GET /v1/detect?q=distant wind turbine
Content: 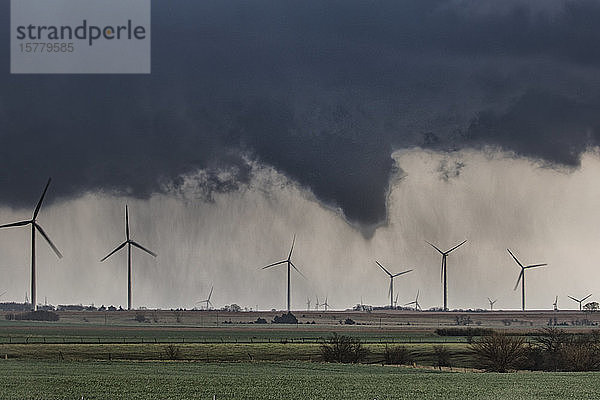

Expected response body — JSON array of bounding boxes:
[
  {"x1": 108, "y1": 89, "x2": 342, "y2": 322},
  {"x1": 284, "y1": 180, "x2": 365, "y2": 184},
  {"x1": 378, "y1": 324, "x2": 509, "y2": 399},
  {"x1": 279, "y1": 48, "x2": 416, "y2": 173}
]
[
  {"x1": 0, "y1": 178, "x2": 62, "y2": 311},
  {"x1": 260, "y1": 235, "x2": 305, "y2": 312},
  {"x1": 487, "y1": 297, "x2": 497, "y2": 311},
  {"x1": 375, "y1": 261, "x2": 412, "y2": 309},
  {"x1": 322, "y1": 297, "x2": 329, "y2": 311},
  {"x1": 553, "y1": 296, "x2": 558, "y2": 311},
  {"x1": 507, "y1": 249, "x2": 547, "y2": 311},
  {"x1": 197, "y1": 286, "x2": 214, "y2": 310},
  {"x1": 306, "y1": 297, "x2": 311, "y2": 311},
  {"x1": 100, "y1": 205, "x2": 157, "y2": 310},
  {"x1": 568, "y1": 294, "x2": 592, "y2": 311},
  {"x1": 315, "y1": 296, "x2": 321, "y2": 311},
  {"x1": 404, "y1": 290, "x2": 421, "y2": 311},
  {"x1": 426, "y1": 240, "x2": 466, "y2": 311}
]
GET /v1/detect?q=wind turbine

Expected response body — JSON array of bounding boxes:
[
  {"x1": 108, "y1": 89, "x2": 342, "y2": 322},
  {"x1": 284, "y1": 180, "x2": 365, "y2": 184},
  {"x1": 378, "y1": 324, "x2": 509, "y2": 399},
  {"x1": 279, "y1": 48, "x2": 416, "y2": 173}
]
[
  {"x1": 306, "y1": 297, "x2": 311, "y2": 311},
  {"x1": 260, "y1": 235, "x2": 305, "y2": 312},
  {"x1": 375, "y1": 261, "x2": 412, "y2": 309},
  {"x1": 404, "y1": 290, "x2": 421, "y2": 311},
  {"x1": 568, "y1": 294, "x2": 592, "y2": 311},
  {"x1": 487, "y1": 297, "x2": 497, "y2": 311},
  {"x1": 0, "y1": 178, "x2": 62, "y2": 311},
  {"x1": 322, "y1": 297, "x2": 330, "y2": 311},
  {"x1": 100, "y1": 205, "x2": 157, "y2": 311},
  {"x1": 507, "y1": 249, "x2": 547, "y2": 311},
  {"x1": 426, "y1": 240, "x2": 466, "y2": 311},
  {"x1": 553, "y1": 296, "x2": 558, "y2": 311},
  {"x1": 315, "y1": 296, "x2": 321, "y2": 311},
  {"x1": 197, "y1": 286, "x2": 214, "y2": 310}
]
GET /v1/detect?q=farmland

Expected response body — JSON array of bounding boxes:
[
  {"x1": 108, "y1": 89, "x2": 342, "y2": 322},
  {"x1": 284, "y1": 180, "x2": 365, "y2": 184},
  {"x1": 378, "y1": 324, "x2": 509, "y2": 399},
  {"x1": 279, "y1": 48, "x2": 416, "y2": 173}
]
[
  {"x1": 2, "y1": 360, "x2": 600, "y2": 400},
  {"x1": 2, "y1": 309, "x2": 600, "y2": 398}
]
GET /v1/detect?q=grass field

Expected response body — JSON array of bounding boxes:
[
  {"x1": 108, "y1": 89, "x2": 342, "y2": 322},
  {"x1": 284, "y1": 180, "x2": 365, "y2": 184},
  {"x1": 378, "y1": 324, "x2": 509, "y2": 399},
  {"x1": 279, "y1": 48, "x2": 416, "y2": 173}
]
[
  {"x1": 1, "y1": 311, "x2": 600, "y2": 399},
  {"x1": 2, "y1": 360, "x2": 600, "y2": 400},
  {"x1": 0, "y1": 342, "x2": 476, "y2": 366}
]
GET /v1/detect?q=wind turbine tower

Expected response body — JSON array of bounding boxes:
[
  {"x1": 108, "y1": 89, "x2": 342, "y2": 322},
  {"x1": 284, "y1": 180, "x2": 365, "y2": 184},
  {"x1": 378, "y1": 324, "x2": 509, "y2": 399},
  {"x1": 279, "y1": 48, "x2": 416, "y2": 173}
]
[
  {"x1": 404, "y1": 290, "x2": 421, "y2": 311},
  {"x1": 426, "y1": 240, "x2": 466, "y2": 311},
  {"x1": 0, "y1": 178, "x2": 62, "y2": 311},
  {"x1": 568, "y1": 294, "x2": 592, "y2": 311},
  {"x1": 260, "y1": 235, "x2": 305, "y2": 312},
  {"x1": 375, "y1": 261, "x2": 412, "y2": 309},
  {"x1": 487, "y1": 297, "x2": 497, "y2": 311},
  {"x1": 100, "y1": 205, "x2": 157, "y2": 310},
  {"x1": 507, "y1": 249, "x2": 547, "y2": 311},
  {"x1": 197, "y1": 286, "x2": 214, "y2": 310}
]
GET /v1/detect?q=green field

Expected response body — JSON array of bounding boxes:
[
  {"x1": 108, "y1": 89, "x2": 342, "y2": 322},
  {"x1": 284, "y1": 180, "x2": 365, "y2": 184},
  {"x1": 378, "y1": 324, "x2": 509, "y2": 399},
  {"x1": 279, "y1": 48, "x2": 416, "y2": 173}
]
[
  {"x1": 0, "y1": 320, "x2": 461, "y2": 344},
  {"x1": 1, "y1": 360, "x2": 599, "y2": 400}
]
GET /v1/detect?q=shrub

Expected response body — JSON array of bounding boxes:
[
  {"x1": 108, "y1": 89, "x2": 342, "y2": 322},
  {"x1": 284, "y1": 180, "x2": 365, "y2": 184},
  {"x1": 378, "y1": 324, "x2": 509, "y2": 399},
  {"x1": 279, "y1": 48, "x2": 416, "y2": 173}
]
[
  {"x1": 384, "y1": 345, "x2": 413, "y2": 365},
  {"x1": 344, "y1": 318, "x2": 356, "y2": 325},
  {"x1": 320, "y1": 333, "x2": 368, "y2": 363},
  {"x1": 134, "y1": 312, "x2": 147, "y2": 323},
  {"x1": 470, "y1": 332, "x2": 527, "y2": 372},
  {"x1": 558, "y1": 332, "x2": 600, "y2": 372},
  {"x1": 164, "y1": 345, "x2": 181, "y2": 360},
  {"x1": 254, "y1": 317, "x2": 267, "y2": 324},
  {"x1": 272, "y1": 312, "x2": 298, "y2": 324},
  {"x1": 433, "y1": 345, "x2": 452, "y2": 369}
]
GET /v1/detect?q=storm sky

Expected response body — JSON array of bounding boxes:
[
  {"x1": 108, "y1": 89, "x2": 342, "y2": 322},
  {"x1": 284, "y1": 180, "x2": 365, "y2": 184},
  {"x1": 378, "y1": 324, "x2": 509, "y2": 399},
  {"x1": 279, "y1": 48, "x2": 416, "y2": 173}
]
[{"x1": 1, "y1": 0, "x2": 600, "y2": 310}]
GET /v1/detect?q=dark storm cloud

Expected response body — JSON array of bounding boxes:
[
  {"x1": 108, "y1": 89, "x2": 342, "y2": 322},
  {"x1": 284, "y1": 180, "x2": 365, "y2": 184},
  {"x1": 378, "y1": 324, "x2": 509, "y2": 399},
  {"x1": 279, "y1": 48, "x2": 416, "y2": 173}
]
[{"x1": 2, "y1": 0, "x2": 600, "y2": 227}]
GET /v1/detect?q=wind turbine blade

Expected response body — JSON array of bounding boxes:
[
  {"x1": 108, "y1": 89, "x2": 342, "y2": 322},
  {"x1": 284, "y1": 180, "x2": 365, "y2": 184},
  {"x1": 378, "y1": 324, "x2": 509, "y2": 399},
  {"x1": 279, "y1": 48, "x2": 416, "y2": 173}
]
[
  {"x1": 425, "y1": 241, "x2": 444, "y2": 255},
  {"x1": 100, "y1": 241, "x2": 127, "y2": 262},
  {"x1": 375, "y1": 261, "x2": 392, "y2": 277},
  {"x1": 487, "y1": 297, "x2": 492, "y2": 303},
  {"x1": 34, "y1": 223, "x2": 62, "y2": 259},
  {"x1": 289, "y1": 261, "x2": 307, "y2": 279},
  {"x1": 33, "y1": 178, "x2": 51, "y2": 220},
  {"x1": 288, "y1": 234, "x2": 296, "y2": 261},
  {"x1": 513, "y1": 270, "x2": 523, "y2": 291},
  {"x1": 525, "y1": 263, "x2": 547, "y2": 269},
  {"x1": 404, "y1": 301, "x2": 416, "y2": 306},
  {"x1": 130, "y1": 241, "x2": 157, "y2": 257},
  {"x1": 0, "y1": 220, "x2": 31, "y2": 229},
  {"x1": 416, "y1": 290, "x2": 419, "y2": 300},
  {"x1": 0, "y1": 291, "x2": 6, "y2": 298},
  {"x1": 208, "y1": 286, "x2": 214, "y2": 301},
  {"x1": 582, "y1": 294, "x2": 592, "y2": 302},
  {"x1": 393, "y1": 269, "x2": 413, "y2": 277},
  {"x1": 568, "y1": 295, "x2": 579, "y2": 302},
  {"x1": 125, "y1": 205, "x2": 130, "y2": 241},
  {"x1": 446, "y1": 240, "x2": 467, "y2": 254},
  {"x1": 507, "y1": 249, "x2": 524, "y2": 268},
  {"x1": 261, "y1": 260, "x2": 287, "y2": 269}
]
